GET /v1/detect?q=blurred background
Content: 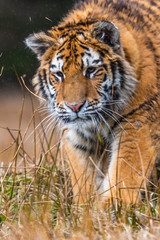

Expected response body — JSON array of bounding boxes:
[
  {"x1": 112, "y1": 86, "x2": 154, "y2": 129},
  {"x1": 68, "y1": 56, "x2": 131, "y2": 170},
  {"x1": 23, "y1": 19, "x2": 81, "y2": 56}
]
[
  {"x1": 0, "y1": 0, "x2": 75, "y2": 167},
  {"x1": 0, "y1": 0, "x2": 75, "y2": 92}
]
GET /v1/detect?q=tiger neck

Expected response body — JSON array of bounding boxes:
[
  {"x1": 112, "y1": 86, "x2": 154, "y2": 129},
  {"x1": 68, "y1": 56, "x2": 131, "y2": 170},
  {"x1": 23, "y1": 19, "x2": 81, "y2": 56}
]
[{"x1": 65, "y1": 121, "x2": 113, "y2": 158}]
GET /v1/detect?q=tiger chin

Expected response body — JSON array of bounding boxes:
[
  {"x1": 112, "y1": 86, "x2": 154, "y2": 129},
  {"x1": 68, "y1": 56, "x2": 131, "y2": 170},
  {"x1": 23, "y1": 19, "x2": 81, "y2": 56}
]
[{"x1": 25, "y1": 0, "x2": 160, "y2": 205}]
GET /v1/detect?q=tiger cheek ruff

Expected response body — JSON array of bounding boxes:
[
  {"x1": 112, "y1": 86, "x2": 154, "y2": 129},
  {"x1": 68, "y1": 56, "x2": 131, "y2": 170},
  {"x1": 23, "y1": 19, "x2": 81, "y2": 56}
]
[{"x1": 25, "y1": 0, "x2": 160, "y2": 204}]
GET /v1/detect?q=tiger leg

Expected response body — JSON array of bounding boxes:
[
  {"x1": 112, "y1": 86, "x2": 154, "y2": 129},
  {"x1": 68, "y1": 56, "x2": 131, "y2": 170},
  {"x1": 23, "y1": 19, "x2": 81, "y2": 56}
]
[
  {"x1": 64, "y1": 139, "x2": 97, "y2": 204},
  {"x1": 102, "y1": 125, "x2": 156, "y2": 204}
]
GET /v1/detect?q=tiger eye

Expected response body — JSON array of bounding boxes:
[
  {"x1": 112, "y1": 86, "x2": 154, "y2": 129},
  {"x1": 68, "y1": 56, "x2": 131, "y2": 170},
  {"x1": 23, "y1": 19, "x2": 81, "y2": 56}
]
[{"x1": 87, "y1": 67, "x2": 96, "y2": 73}]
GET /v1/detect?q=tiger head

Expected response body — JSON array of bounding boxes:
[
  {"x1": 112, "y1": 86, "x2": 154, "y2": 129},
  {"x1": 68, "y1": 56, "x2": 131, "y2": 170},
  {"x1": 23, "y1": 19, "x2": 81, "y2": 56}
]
[{"x1": 25, "y1": 21, "x2": 137, "y2": 129}]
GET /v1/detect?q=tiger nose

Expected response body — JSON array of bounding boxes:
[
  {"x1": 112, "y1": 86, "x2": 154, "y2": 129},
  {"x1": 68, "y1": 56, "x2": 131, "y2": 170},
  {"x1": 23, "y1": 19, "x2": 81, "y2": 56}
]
[{"x1": 66, "y1": 101, "x2": 85, "y2": 113}]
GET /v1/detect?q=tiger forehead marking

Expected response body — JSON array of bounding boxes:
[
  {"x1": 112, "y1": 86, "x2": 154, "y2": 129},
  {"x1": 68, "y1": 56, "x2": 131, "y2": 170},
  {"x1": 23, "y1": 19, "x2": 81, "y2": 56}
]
[
  {"x1": 50, "y1": 45, "x2": 102, "y2": 74},
  {"x1": 81, "y1": 48, "x2": 102, "y2": 68},
  {"x1": 50, "y1": 53, "x2": 64, "y2": 73}
]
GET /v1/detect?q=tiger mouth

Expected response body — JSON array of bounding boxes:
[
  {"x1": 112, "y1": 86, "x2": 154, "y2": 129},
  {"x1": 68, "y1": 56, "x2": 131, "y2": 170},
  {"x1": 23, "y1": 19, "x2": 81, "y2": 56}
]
[
  {"x1": 62, "y1": 117, "x2": 86, "y2": 124},
  {"x1": 58, "y1": 110, "x2": 105, "y2": 127},
  {"x1": 60, "y1": 115, "x2": 91, "y2": 124}
]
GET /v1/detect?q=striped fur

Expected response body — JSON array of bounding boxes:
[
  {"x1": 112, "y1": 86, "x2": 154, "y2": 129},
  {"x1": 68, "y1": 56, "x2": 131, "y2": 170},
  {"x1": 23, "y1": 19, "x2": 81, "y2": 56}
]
[{"x1": 25, "y1": 0, "x2": 160, "y2": 204}]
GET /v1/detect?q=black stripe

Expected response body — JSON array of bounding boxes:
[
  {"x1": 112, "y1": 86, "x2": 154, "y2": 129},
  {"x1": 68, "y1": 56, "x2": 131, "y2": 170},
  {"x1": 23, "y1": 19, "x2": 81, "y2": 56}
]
[
  {"x1": 43, "y1": 69, "x2": 52, "y2": 97},
  {"x1": 85, "y1": 52, "x2": 91, "y2": 57},
  {"x1": 65, "y1": 56, "x2": 70, "y2": 62},
  {"x1": 116, "y1": 59, "x2": 125, "y2": 88},
  {"x1": 86, "y1": 126, "x2": 97, "y2": 134},
  {"x1": 77, "y1": 31, "x2": 85, "y2": 36},
  {"x1": 38, "y1": 72, "x2": 48, "y2": 99},
  {"x1": 92, "y1": 59, "x2": 101, "y2": 64},
  {"x1": 76, "y1": 129, "x2": 88, "y2": 141},
  {"x1": 102, "y1": 73, "x2": 107, "y2": 82},
  {"x1": 76, "y1": 129, "x2": 96, "y2": 144},
  {"x1": 53, "y1": 75, "x2": 59, "y2": 82},
  {"x1": 110, "y1": 61, "x2": 116, "y2": 85},
  {"x1": 95, "y1": 73, "x2": 104, "y2": 77},
  {"x1": 59, "y1": 34, "x2": 68, "y2": 38},
  {"x1": 73, "y1": 143, "x2": 96, "y2": 156},
  {"x1": 150, "y1": 0, "x2": 159, "y2": 7},
  {"x1": 98, "y1": 91, "x2": 108, "y2": 100},
  {"x1": 58, "y1": 39, "x2": 68, "y2": 49},
  {"x1": 79, "y1": 44, "x2": 90, "y2": 51},
  {"x1": 32, "y1": 81, "x2": 39, "y2": 89},
  {"x1": 102, "y1": 64, "x2": 108, "y2": 71},
  {"x1": 57, "y1": 47, "x2": 65, "y2": 54},
  {"x1": 57, "y1": 54, "x2": 65, "y2": 60},
  {"x1": 95, "y1": 68, "x2": 103, "y2": 75},
  {"x1": 74, "y1": 144, "x2": 88, "y2": 152},
  {"x1": 57, "y1": 19, "x2": 97, "y2": 31},
  {"x1": 98, "y1": 50, "x2": 105, "y2": 57},
  {"x1": 50, "y1": 64, "x2": 57, "y2": 69},
  {"x1": 86, "y1": 58, "x2": 89, "y2": 66},
  {"x1": 74, "y1": 54, "x2": 79, "y2": 62},
  {"x1": 89, "y1": 147, "x2": 95, "y2": 156}
]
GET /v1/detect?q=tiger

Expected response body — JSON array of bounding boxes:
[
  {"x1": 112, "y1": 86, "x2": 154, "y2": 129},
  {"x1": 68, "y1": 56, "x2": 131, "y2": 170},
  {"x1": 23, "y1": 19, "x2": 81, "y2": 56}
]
[{"x1": 25, "y1": 0, "x2": 160, "y2": 204}]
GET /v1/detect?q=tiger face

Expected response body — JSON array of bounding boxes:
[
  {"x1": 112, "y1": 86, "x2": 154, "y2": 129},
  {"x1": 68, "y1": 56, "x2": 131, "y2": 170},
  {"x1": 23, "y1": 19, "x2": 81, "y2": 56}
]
[{"x1": 25, "y1": 21, "x2": 136, "y2": 129}]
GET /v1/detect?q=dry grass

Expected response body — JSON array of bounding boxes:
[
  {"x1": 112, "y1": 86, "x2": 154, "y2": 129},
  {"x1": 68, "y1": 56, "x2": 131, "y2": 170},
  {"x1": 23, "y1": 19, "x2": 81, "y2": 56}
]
[{"x1": 0, "y1": 89, "x2": 160, "y2": 239}]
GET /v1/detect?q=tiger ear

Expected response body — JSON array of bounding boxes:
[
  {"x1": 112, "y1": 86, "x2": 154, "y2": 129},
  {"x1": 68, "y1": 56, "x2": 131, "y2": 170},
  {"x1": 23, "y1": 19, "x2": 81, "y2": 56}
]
[
  {"x1": 92, "y1": 21, "x2": 121, "y2": 52},
  {"x1": 25, "y1": 32, "x2": 54, "y2": 59}
]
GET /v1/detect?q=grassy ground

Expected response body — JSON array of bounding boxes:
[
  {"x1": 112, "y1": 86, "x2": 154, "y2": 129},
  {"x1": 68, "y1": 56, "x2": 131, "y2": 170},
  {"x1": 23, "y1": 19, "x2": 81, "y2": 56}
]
[{"x1": 0, "y1": 91, "x2": 160, "y2": 239}]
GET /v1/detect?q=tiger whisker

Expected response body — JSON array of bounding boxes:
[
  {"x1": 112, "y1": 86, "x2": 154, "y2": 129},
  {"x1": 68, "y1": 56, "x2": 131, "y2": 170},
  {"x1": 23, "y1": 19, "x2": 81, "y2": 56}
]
[
  {"x1": 38, "y1": 108, "x2": 49, "y2": 114},
  {"x1": 36, "y1": 116, "x2": 59, "y2": 145},
  {"x1": 101, "y1": 99, "x2": 125, "y2": 104},
  {"x1": 34, "y1": 118, "x2": 57, "y2": 144},
  {"x1": 95, "y1": 110, "x2": 116, "y2": 140},
  {"x1": 103, "y1": 107, "x2": 136, "y2": 129},
  {"x1": 43, "y1": 117, "x2": 58, "y2": 136},
  {"x1": 100, "y1": 108, "x2": 126, "y2": 133},
  {"x1": 24, "y1": 113, "x2": 56, "y2": 143}
]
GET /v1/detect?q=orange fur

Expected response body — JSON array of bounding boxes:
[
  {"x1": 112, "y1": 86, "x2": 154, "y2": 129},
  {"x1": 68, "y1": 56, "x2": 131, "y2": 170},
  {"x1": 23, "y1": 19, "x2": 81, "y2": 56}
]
[{"x1": 26, "y1": 0, "x2": 160, "y2": 205}]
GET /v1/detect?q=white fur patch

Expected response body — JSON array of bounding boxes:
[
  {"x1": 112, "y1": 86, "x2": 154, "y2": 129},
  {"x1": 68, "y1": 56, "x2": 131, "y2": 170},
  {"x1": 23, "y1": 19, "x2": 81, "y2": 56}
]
[
  {"x1": 82, "y1": 48, "x2": 102, "y2": 68},
  {"x1": 99, "y1": 135, "x2": 120, "y2": 197},
  {"x1": 58, "y1": 37, "x2": 65, "y2": 44},
  {"x1": 48, "y1": 83, "x2": 55, "y2": 96},
  {"x1": 50, "y1": 54, "x2": 64, "y2": 72}
]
